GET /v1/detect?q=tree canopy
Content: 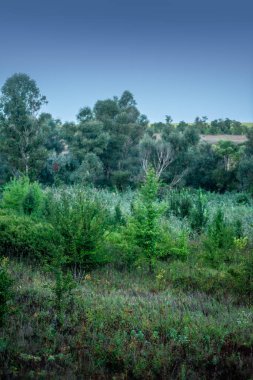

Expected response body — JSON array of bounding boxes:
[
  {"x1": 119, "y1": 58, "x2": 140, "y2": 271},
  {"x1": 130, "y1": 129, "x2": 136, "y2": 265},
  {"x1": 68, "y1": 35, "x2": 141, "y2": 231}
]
[{"x1": 0, "y1": 73, "x2": 252, "y2": 192}]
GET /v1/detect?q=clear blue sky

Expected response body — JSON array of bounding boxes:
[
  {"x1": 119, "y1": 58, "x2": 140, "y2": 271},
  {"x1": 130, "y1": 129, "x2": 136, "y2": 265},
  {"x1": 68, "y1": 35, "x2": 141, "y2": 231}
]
[{"x1": 0, "y1": 0, "x2": 252, "y2": 123}]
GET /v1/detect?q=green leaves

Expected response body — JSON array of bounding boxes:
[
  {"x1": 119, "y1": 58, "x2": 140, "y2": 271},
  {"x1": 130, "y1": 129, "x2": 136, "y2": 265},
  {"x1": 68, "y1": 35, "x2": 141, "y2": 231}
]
[
  {"x1": 2, "y1": 176, "x2": 45, "y2": 216},
  {"x1": 122, "y1": 168, "x2": 165, "y2": 271},
  {"x1": 0, "y1": 73, "x2": 48, "y2": 177},
  {"x1": 46, "y1": 189, "x2": 110, "y2": 271}
]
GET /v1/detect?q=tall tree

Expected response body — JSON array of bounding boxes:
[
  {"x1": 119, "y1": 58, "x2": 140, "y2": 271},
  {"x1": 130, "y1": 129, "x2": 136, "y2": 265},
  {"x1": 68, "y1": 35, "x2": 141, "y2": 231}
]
[
  {"x1": 214, "y1": 141, "x2": 243, "y2": 172},
  {"x1": 245, "y1": 128, "x2": 253, "y2": 156},
  {"x1": 38, "y1": 113, "x2": 64, "y2": 155},
  {"x1": 95, "y1": 91, "x2": 148, "y2": 188},
  {"x1": 0, "y1": 73, "x2": 48, "y2": 178},
  {"x1": 140, "y1": 134, "x2": 174, "y2": 178},
  {"x1": 142, "y1": 119, "x2": 199, "y2": 186},
  {"x1": 61, "y1": 108, "x2": 109, "y2": 184}
]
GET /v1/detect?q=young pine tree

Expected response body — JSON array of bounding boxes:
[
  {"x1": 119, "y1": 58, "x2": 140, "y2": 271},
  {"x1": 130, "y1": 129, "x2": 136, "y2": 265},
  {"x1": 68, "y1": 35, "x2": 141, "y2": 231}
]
[{"x1": 131, "y1": 168, "x2": 164, "y2": 272}]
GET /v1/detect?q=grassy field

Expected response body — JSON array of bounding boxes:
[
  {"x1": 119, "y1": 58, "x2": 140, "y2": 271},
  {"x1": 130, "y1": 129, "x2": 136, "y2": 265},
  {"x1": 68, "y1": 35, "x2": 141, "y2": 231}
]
[
  {"x1": 0, "y1": 260, "x2": 252, "y2": 379},
  {"x1": 242, "y1": 122, "x2": 253, "y2": 128},
  {"x1": 200, "y1": 134, "x2": 248, "y2": 144}
]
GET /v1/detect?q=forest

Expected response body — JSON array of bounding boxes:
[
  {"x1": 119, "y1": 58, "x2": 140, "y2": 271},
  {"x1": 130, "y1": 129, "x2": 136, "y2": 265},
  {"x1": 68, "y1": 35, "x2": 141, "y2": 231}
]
[
  {"x1": 0, "y1": 73, "x2": 253, "y2": 379},
  {"x1": 1, "y1": 73, "x2": 253, "y2": 193}
]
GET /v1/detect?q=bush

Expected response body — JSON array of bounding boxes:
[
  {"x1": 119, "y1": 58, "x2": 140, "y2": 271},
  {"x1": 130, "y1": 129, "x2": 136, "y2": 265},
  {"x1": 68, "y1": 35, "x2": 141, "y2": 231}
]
[
  {"x1": 167, "y1": 189, "x2": 193, "y2": 219},
  {"x1": 1, "y1": 176, "x2": 44, "y2": 216},
  {"x1": 235, "y1": 193, "x2": 251, "y2": 205},
  {"x1": 242, "y1": 252, "x2": 253, "y2": 301},
  {"x1": 107, "y1": 170, "x2": 188, "y2": 271},
  {"x1": 45, "y1": 189, "x2": 110, "y2": 274},
  {"x1": 106, "y1": 229, "x2": 141, "y2": 269},
  {"x1": 121, "y1": 169, "x2": 165, "y2": 272},
  {"x1": 0, "y1": 211, "x2": 60, "y2": 262},
  {"x1": 190, "y1": 191, "x2": 208, "y2": 233},
  {"x1": 156, "y1": 226, "x2": 189, "y2": 261},
  {"x1": 202, "y1": 210, "x2": 236, "y2": 266},
  {"x1": 229, "y1": 251, "x2": 253, "y2": 301},
  {"x1": 113, "y1": 202, "x2": 126, "y2": 226},
  {"x1": 166, "y1": 260, "x2": 237, "y2": 295},
  {"x1": 165, "y1": 254, "x2": 253, "y2": 300}
]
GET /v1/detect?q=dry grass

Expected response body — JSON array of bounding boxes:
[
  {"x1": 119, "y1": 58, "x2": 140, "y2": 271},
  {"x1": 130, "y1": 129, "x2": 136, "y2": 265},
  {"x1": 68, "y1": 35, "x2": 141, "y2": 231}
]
[{"x1": 200, "y1": 134, "x2": 248, "y2": 144}]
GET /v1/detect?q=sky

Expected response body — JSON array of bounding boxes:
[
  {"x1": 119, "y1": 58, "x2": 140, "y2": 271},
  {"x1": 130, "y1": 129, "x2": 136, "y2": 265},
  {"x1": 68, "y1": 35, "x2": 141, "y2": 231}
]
[{"x1": 0, "y1": 0, "x2": 252, "y2": 123}]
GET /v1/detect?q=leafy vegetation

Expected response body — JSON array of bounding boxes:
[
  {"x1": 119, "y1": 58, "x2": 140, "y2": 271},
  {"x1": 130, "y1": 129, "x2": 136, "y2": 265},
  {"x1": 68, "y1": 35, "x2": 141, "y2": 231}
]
[
  {"x1": 0, "y1": 73, "x2": 253, "y2": 378},
  {"x1": 0, "y1": 175, "x2": 252, "y2": 378},
  {"x1": 1, "y1": 73, "x2": 253, "y2": 192}
]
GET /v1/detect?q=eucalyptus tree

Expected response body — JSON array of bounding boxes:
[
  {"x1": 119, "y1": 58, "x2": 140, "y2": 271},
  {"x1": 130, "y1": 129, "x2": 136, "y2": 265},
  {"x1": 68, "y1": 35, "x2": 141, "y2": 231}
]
[
  {"x1": 141, "y1": 118, "x2": 199, "y2": 187},
  {"x1": 0, "y1": 73, "x2": 48, "y2": 178},
  {"x1": 62, "y1": 107, "x2": 109, "y2": 185},
  {"x1": 94, "y1": 90, "x2": 148, "y2": 188}
]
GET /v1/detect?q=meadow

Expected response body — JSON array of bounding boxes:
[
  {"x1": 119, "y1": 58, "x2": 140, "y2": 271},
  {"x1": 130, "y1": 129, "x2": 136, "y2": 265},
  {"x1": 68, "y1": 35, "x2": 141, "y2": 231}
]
[{"x1": 0, "y1": 174, "x2": 253, "y2": 379}]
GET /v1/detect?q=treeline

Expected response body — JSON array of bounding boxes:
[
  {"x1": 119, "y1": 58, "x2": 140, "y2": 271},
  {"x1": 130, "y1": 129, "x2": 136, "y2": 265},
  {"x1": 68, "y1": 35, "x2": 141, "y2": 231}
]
[{"x1": 0, "y1": 73, "x2": 253, "y2": 192}]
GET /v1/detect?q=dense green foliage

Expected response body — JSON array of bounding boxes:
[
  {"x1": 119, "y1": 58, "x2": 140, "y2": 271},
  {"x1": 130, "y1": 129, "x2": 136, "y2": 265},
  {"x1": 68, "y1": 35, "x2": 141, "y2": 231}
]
[
  {"x1": 0, "y1": 73, "x2": 253, "y2": 378},
  {"x1": 1, "y1": 176, "x2": 45, "y2": 216},
  {"x1": 45, "y1": 188, "x2": 111, "y2": 274},
  {"x1": 0, "y1": 211, "x2": 59, "y2": 261},
  {"x1": 110, "y1": 169, "x2": 166, "y2": 271},
  {"x1": 0, "y1": 177, "x2": 252, "y2": 380},
  {"x1": 1, "y1": 73, "x2": 253, "y2": 192},
  {"x1": 0, "y1": 175, "x2": 252, "y2": 293},
  {"x1": 0, "y1": 73, "x2": 48, "y2": 178}
]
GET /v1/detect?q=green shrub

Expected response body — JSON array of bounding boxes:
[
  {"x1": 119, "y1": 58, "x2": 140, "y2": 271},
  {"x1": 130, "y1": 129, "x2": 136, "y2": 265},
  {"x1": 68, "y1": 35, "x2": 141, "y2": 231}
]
[
  {"x1": 190, "y1": 191, "x2": 208, "y2": 233},
  {"x1": 1, "y1": 177, "x2": 29, "y2": 213},
  {"x1": 105, "y1": 229, "x2": 141, "y2": 269},
  {"x1": 45, "y1": 189, "x2": 110, "y2": 274},
  {"x1": 157, "y1": 228, "x2": 189, "y2": 261},
  {"x1": 234, "y1": 219, "x2": 244, "y2": 238},
  {"x1": 242, "y1": 252, "x2": 253, "y2": 301},
  {"x1": 0, "y1": 211, "x2": 60, "y2": 261},
  {"x1": 166, "y1": 260, "x2": 238, "y2": 295},
  {"x1": 202, "y1": 210, "x2": 235, "y2": 266},
  {"x1": 22, "y1": 187, "x2": 42, "y2": 215},
  {"x1": 229, "y1": 251, "x2": 253, "y2": 301},
  {"x1": 235, "y1": 193, "x2": 251, "y2": 205},
  {"x1": 1, "y1": 177, "x2": 44, "y2": 216},
  {"x1": 108, "y1": 172, "x2": 191, "y2": 270},
  {"x1": 167, "y1": 189, "x2": 193, "y2": 219},
  {"x1": 113, "y1": 202, "x2": 126, "y2": 226},
  {"x1": 121, "y1": 169, "x2": 165, "y2": 272}
]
